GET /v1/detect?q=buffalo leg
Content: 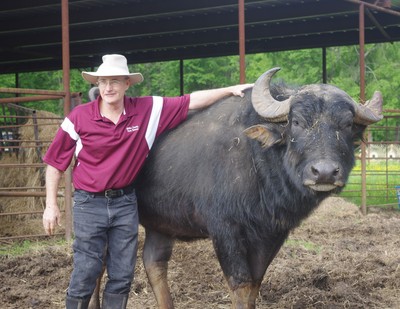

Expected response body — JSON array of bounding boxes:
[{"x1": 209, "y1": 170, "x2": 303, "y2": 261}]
[
  {"x1": 213, "y1": 230, "x2": 288, "y2": 309},
  {"x1": 142, "y1": 229, "x2": 174, "y2": 309},
  {"x1": 225, "y1": 279, "x2": 261, "y2": 309},
  {"x1": 88, "y1": 247, "x2": 107, "y2": 309},
  {"x1": 212, "y1": 230, "x2": 259, "y2": 309},
  {"x1": 88, "y1": 264, "x2": 105, "y2": 309},
  {"x1": 233, "y1": 233, "x2": 288, "y2": 309}
]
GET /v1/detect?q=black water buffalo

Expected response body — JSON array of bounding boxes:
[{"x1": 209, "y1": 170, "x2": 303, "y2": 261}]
[{"x1": 90, "y1": 68, "x2": 383, "y2": 309}]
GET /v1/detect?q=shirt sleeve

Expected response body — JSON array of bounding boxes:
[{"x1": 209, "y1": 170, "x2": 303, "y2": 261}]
[
  {"x1": 157, "y1": 94, "x2": 190, "y2": 136},
  {"x1": 42, "y1": 117, "x2": 78, "y2": 171}
]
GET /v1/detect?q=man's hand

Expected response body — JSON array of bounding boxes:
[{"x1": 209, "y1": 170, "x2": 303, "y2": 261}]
[
  {"x1": 43, "y1": 165, "x2": 63, "y2": 235},
  {"x1": 230, "y1": 83, "x2": 254, "y2": 97},
  {"x1": 43, "y1": 204, "x2": 61, "y2": 236}
]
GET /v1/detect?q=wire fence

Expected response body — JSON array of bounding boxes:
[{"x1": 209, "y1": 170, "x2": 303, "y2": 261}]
[{"x1": 339, "y1": 115, "x2": 400, "y2": 211}]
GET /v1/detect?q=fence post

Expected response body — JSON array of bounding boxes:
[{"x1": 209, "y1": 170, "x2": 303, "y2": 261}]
[
  {"x1": 361, "y1": 140, "x2": 367, "y2": 215},
  {"x1": 32, "y1": 111, "x2": 43, "y2": 162},
  {"x1": 359, "y1": 3, "x2": 367, "y2": 215}
]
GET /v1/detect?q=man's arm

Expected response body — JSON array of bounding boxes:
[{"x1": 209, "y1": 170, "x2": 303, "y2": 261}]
[
  {"x1": 188, "y1": 83, "x2": 253, "y2": 110},
  {"x1": 43, "y1": 165, "x2": 63, "y2": 235}
]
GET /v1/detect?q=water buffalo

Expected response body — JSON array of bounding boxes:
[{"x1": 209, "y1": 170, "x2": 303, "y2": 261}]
[{"x1": 89, "y1": 68, "x2": 383, "y2": 309}]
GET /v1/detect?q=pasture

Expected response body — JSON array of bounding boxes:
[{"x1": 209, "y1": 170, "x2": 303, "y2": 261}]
[{"x1": 1, "y1": 197, "x2": 399, "y2": 309}]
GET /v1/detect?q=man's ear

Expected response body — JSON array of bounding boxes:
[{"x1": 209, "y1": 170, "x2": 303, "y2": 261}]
[{"x1": 243, "y1": 125, "x2": 283, "y2": 148}]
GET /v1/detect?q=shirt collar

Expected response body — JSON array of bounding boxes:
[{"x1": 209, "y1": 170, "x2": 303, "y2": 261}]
[{"x1": 92, "y1": 96, "x2": 128, "y2": 120}]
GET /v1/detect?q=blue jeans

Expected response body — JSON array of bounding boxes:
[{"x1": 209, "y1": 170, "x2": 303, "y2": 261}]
[{"x1": 67, "y1": 190, "x2": 139, "y2": 299}]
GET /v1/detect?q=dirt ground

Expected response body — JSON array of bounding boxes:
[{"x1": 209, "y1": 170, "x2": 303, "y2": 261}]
[{"x1": 0, "y1": 197, "x2": 399, "y2": 309}]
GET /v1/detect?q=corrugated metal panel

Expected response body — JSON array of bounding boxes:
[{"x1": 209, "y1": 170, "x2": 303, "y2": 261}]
[{"x1": 0, "y1": 0, "x2": 399, "y2": 74}]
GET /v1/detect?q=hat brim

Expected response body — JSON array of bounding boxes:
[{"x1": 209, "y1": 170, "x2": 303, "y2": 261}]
[{"x1": 82, "y1": 72, "x2": 144, "y2": 86}]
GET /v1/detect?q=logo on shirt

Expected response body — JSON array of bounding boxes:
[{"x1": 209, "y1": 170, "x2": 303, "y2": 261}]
[{"x1": 126, "y1": 126, "x2": 139, "y2": 133}]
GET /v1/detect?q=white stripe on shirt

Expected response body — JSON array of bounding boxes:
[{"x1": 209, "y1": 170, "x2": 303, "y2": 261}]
[
  {"x1": 61, "y1": 117, "x2": 79, "y2": 140},
  {"x1": 145, "y1": 96, "x2": 163, "y2": 150},
  {"x1": 61, "y1": 117, "x2": 82, "y2": 157}
]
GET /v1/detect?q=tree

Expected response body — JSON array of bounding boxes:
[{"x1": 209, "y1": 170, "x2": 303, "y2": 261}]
[{"x1": 0, "y1": 42, "x2": 398, "y2": 131}]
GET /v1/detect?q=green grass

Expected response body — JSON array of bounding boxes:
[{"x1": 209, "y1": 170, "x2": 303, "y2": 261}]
[
  {"x1": 0, "y1": 238, "x2": 69, "y2": 257},
  {"x1": 339, "y1": 159, "x2": 400, "y2": 209},
  {"x1": 285, "y1": 239, "x2": 322, "y2": 254}
]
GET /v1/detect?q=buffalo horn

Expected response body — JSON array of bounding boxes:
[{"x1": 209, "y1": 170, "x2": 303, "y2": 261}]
[
  {"x1": 353, "y1": 91, "x2": 383, "y2": 125},
  {"x1": 251, "y1": 67, "x2": 291, "y2": 122}
]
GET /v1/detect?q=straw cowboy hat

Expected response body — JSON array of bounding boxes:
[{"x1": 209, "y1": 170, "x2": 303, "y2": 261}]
[{"x1": 82, "y1": 54, "x2": 144, "y2": 85}]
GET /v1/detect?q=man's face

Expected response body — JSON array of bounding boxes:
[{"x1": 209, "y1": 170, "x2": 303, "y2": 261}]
[{"x1": 97, "y1": 76, "x2": 130, "y2": 105}]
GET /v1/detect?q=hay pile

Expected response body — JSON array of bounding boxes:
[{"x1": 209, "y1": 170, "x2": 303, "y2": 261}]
[{"x1": 0, "y1": 110, "x2": 63, "y2": 238}]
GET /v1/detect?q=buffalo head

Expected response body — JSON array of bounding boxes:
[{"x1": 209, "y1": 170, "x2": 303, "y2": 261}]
[{"x1": 245, "y1": 68, "x2": 383, "y2": 193}]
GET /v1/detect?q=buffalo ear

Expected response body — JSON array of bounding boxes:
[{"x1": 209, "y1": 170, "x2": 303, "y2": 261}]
[{"x1": 244, "y1": 125, "x2": 282, "y2": 148}]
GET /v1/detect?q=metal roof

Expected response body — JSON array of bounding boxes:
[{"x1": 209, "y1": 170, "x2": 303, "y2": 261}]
[{"x1": 1, "y1": 0, "x2": 400, "y2": 74}]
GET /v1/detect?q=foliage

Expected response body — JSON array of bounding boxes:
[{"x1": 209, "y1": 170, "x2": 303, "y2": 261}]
[
  {"x1": 128, "y1": 61, "x2": 181, "y2": 97},
  {"x1": 182, "y1": 56, "x2": 241, "y2": 92},
  {"x1": 0, "y1": 70, "x2": 84, "y2": 117},
  {"x1": 0, "y1": 42, "x2": 399, "y2": 127},
  {"x1": 0, "y1": 74, "x2": 15, "y2": 88}
]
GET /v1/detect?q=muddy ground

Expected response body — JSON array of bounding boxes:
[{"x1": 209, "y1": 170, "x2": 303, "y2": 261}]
[{"x1": 0, "y1": 197, "x2": 399, "y2": 309}]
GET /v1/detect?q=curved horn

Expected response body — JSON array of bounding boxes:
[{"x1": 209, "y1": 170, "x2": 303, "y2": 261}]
[
  {"x1": 251, "y1": 67, "x2": 291, "y2": 122},
  {"x1": 353, "y1": 91, "x2": 383, "y2": 125}
]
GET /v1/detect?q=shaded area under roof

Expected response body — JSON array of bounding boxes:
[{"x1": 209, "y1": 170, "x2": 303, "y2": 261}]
[{"x1": 1, "y1": 0, "x2": 400, "y2": 74}]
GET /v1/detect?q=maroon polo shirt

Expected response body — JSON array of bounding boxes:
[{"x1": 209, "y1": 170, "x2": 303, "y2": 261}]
[{"x1": 43, "y1": 95, "x2": 190, "y2": 192}]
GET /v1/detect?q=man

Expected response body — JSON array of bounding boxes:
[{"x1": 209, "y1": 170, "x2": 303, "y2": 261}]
[{"x1": 42, "y1": 54, "x2": 253, "y2": 309}]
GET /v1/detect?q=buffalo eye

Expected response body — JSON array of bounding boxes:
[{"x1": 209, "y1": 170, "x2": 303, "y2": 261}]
[
  {"x1": 291, "y1": 118, "x2": 304, "y2": 136},
  {"x1": 292, "y1": 119, "x2": 300, "y2": 127},
  {"x1": 291, "y1": 118, "x2": 306, "y2": 133},
  {"x1": 341, "y1": 119, "x2": 353, "y2": 130},
  {"x1": 337, "y1": 110, "x2": 354, "y2": 130}
]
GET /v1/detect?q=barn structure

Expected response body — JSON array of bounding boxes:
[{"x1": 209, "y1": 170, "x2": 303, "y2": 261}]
[{"x1": 0, "y1": 0, "x2": 400, "y2": 240}]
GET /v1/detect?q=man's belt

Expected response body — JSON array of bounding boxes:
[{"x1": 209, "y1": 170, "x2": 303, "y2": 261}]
[{"x1": 76, "y1": 183, "x2": 135, "y2": 198}]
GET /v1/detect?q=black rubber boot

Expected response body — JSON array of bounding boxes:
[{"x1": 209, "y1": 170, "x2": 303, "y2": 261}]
[
  {"x1": 102, "y1": 292, "x2": 128, "y2": 309},
  {"x1": 65, "y1": 295, "x2": 90, "y2": 309}
]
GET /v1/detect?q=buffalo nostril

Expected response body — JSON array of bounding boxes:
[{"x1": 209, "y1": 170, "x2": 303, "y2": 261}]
[
  {"x1": 333, "y1": 167, "x2": 339, "y2": 177},
  {"x1": 310, "y1": 162, "x2": 340, "y2": 183}
]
